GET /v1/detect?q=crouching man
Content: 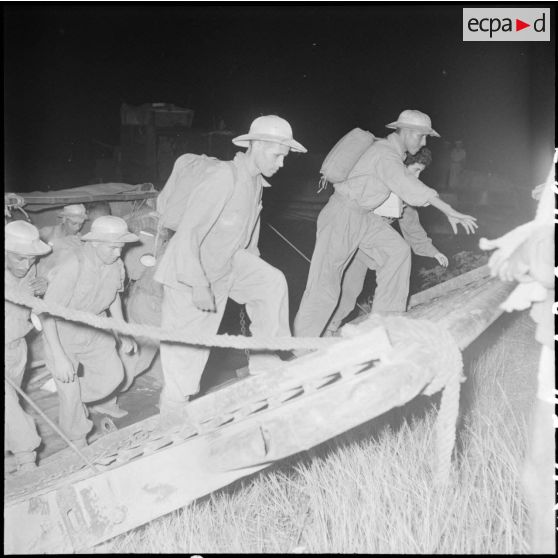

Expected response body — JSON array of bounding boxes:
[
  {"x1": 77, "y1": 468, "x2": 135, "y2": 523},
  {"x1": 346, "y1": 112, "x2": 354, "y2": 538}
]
[
  {"x1": 42, "y1": 216, "x2": 139, "y2": 445},
  {"x1": 39, "y1": 203, "x2": 88, "y2": 247},
  {"x1": 154, "y1": 115, "x2": 306, "y2": 425},
  {"x1": 5, "y1": 221, "x2": 51, "y2": 471},
  {"x1": 38, "y1": 203, "x2": 88, "y2": 276}
]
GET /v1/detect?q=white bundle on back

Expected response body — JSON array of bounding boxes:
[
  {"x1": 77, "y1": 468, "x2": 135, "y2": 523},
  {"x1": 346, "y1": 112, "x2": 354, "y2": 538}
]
[
  {"x1": 156, "y1": 154, "x2": 231, "y2": 231},
  {"x1": 318, "y1": 128, "x2": 375, "y2": 192}
]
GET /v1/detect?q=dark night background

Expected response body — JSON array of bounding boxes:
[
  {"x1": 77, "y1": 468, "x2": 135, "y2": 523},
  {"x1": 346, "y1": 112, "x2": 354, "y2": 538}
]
[{"x1": 3, "y1": 3, "x2": 556, "y2": 193}]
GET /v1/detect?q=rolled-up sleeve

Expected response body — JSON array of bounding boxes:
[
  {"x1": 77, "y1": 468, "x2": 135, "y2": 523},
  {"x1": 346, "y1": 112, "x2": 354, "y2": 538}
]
[{"x1": 375, "y1": 153, "x2": 438, "y2": 207}]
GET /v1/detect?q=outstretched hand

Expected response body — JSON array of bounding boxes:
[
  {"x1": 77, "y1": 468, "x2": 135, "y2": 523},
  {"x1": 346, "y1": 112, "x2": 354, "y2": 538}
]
[
  {"x1": 447, "y1": 211, "x2": 478, "y2": 235},
  {"x1": 434, "y1": 252, "x2": 449, "y2": 267}
]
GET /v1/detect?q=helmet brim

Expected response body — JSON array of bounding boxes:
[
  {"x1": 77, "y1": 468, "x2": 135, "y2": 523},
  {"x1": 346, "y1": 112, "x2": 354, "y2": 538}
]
[
  {"x1": 385, "y1": 122, "x2": 440, "y2": 138},
  {"x1": 232, "y1": 133, "x2": 307, "y2": 153},
  {"x1": 5, "y1": 239, "x2": 52, "y2": 256},
  {"x1": 81, "y1": 232, "x2": 139, "y2": 243}
]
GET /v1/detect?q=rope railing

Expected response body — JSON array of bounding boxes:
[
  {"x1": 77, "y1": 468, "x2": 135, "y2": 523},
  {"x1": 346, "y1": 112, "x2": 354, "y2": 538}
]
[
  {"x1": 4, "y1": 286, "x2": 335, "y2": 351},
  {"x1": 6, "y1": 288, "x2": 464, "y2": 484}
]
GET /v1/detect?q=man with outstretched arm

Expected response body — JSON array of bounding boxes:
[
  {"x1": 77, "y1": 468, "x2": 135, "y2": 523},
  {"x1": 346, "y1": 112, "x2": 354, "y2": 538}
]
[
  {"x1": 294, "y1": 109, "x2": 477, "y2": 338},
  {"x1": 325, "y1": 147, "x2": 449, "y2": 335}
]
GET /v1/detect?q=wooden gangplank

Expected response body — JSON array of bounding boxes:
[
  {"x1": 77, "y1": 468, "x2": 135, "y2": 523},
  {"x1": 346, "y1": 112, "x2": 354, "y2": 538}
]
[{"x1": 4, "y1": 267, "x2": 514, "y2": 554}]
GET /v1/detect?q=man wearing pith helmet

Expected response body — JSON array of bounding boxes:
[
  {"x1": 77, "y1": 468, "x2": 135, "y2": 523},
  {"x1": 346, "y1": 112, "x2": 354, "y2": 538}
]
[
  {"x1": 295, "y1": 109, "x2": 478, "y2": 338},
  {"x1": 39, "y1": 203, "x2": 88, "y2": 246},
  {"x1": 5, "y1": 221, "x2": 51, "y2": 472},
  {"x1": 42, "y1": 216, "x2": 139, "y2": 445},
  {"x1": 38, "y1": 203, "x2": 89, "y2": 276},
  {"x1": 154, "y1": 114, "x2": 306, "y2": 425}
]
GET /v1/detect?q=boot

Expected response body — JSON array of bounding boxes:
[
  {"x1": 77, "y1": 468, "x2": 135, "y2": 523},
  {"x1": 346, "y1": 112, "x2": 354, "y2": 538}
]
[
  {"x1": 90, "y1": 396, "x2": 128, "y2": 418},
  {"x1": 158, "y1": 391, "x2": 190, "y2": 430},
  {"x1": 248, "y1": 351, "x2": 284, "y2": 376}
]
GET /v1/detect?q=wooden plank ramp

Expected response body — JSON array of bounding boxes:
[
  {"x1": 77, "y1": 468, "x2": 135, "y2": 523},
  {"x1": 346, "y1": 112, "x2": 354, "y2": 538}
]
[{"x1": 4, "y1": 266, "x2": 514, "y2": 554}]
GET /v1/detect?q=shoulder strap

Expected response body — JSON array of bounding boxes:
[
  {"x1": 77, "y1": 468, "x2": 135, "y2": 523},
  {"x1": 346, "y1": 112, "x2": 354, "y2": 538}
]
[{"x1": 67, "y1": 245, "x2": 86, "y2": 294}]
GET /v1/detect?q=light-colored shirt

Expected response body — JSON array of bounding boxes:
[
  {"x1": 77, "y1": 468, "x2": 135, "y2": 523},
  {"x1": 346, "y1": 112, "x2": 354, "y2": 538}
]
[
  {"x1": 334, "y1": 133, "x2": 438, "y2": 210},
  {"x1": 154, "y1": 151, "x2": 270, "y2": 289},
  {"x1": 44, "y1": 243, "x2": 124, "y2": 316},
  {"x1": 5, "y1": 265, "x2": 35, "y2": 344},
  {"x1": 37, "y1": 234, "x2": 83, "y2": 277}
]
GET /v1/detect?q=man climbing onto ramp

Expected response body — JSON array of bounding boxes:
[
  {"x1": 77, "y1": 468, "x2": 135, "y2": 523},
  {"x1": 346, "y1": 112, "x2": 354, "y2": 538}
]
[
  {"x1": 325, "y1": 146, "x2": 449, "y2": 335},
  {"x1": 294, "y1": 109, "x2": 478, "y2": 338},
  {"x1": 154, "y1": 115, "x2": 307, "y2": 426}
]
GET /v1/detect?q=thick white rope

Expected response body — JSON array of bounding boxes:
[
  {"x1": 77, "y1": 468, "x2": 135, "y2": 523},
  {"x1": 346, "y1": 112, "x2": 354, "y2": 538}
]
[{"x1": 5, "y1": 286, "x2": 335, "y2": 351}]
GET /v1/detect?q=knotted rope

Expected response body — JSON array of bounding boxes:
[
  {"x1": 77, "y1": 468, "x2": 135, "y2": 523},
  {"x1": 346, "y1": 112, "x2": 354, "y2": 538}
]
[
  {"x1": 4, "y1": 286, "x2": 334, "y2": 351},
  {"x1": 369, "y1": 315, "x2": 465, "y2": 485}
]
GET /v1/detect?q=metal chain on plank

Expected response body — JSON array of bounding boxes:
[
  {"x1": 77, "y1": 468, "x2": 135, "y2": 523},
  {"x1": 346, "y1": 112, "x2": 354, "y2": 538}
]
[{"x1": 239, "y1": 306, "x2": 250, "y2": 360}]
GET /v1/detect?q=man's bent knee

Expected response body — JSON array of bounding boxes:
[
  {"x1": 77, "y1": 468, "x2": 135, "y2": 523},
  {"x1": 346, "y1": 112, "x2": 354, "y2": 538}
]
[
  {"x1": 102, "y1": 360, "x2": 125, "y2": 396},
  {"x1": 262, "y1": 265, "x2": 288, "y2": 292}
]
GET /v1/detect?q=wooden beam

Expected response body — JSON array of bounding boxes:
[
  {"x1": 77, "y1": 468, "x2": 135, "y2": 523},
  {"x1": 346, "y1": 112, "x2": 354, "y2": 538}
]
[
  {"x1": 4, "y1": 273, "x2": 516, "y2": 554},
  {"x1": 408, "y1": 264, "x2": 490, "y2": 309}
]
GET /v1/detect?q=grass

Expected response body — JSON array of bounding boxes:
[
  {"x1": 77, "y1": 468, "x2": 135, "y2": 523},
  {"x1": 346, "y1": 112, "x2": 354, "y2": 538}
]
[{"x1": 92, "y1": 314, "x2": 534, "y2": 554}]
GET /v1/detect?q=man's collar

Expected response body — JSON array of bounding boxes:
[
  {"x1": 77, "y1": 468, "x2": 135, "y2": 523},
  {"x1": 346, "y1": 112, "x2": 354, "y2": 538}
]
[
  {"x1": 387, "y1": 132, "x2": 406, "y2": 159},
  {"x1": 84, "y1": 242, "x2": 107, "y2": 267},
  {"x1": 233, "y1": 151, "x2": 272, "y2": 187}
]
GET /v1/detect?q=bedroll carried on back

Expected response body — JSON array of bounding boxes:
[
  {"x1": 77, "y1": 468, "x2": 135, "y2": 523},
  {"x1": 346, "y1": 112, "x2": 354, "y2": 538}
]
[
  {"x1": 156, "y1": 154, "x2": 233, "y2": 231},
  {"x1": 318, "y1": 128, "x2": 375, "y2": 192}
]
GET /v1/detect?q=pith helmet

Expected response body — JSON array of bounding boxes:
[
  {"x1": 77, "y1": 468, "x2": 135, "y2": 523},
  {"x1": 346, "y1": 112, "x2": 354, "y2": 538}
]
[
  {"x1": 81, "y1": 216, "x2": 139, "y2": 243},
  {"x1": 58, "y1": 204, "x2": 88, "y2": 222},
  {"x1": 386, "y1": 109, "x2": 440, "y2": 138},
  {"x1": 5, "y1": 221, "x2": 52, "y2": 256},
  {"x1": 232, "y1": 115, "x2": 307, "y2": 153}
]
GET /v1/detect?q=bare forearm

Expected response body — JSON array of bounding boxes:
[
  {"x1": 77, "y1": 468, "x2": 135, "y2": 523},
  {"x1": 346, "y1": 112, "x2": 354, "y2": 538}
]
[
  {"x1": 43, "y1": 317, "x2": 66, "y2": 359},
  {"x1": 428, "y1": 195, "x2": 453, "y2": 216}
]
